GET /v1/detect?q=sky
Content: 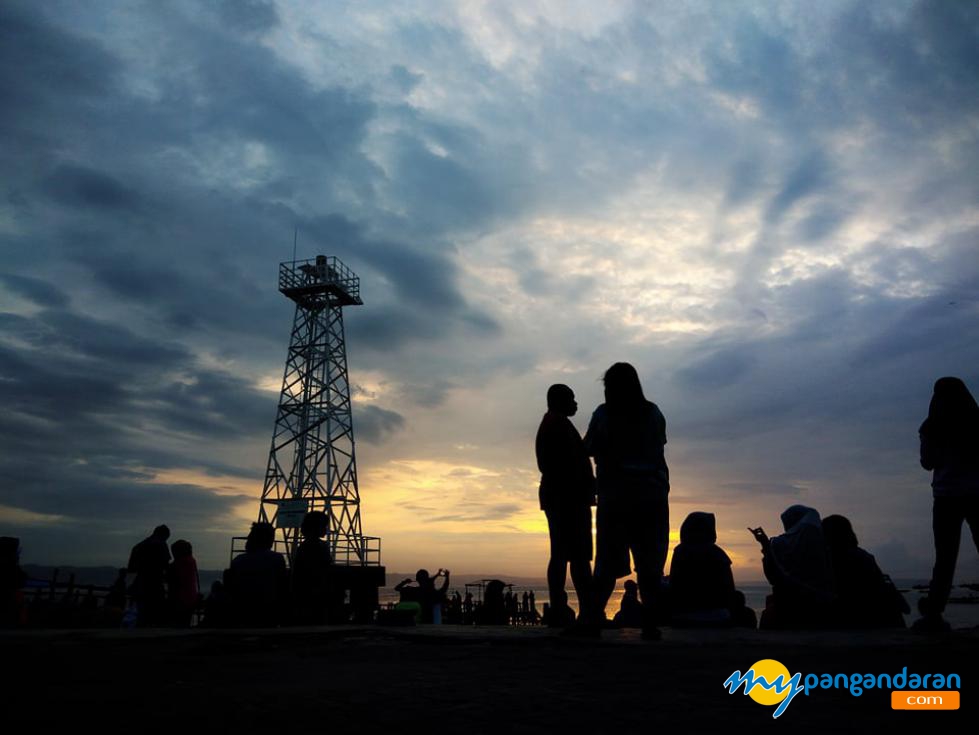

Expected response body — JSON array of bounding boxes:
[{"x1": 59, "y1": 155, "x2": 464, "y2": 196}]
[{"x1": 1, "y1": 0, "x2": 977, "y2": 582}]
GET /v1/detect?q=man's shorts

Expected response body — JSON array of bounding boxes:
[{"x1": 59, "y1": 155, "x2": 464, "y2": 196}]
[
  {"x1": 594, "y1": 486, "x2": 669, "y2": 579},
  {"x1": 545, "y1": 504, "x2": 593, "y2": 563}
]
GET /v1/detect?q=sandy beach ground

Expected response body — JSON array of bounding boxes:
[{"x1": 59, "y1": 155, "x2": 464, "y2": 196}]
[{"x1": 4, "y1": 624, "x2": 976, "y2": 732}]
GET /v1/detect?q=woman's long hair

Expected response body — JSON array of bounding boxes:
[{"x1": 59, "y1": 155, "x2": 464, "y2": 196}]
[
  {"x1": 920, "y1": 377, "x2": 979, "y2": 451},
  {"x1": 603, "y1": 362, "x2": 649, "y2": 459}
]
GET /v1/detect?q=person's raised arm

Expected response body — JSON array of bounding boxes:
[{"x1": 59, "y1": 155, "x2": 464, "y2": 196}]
[{"x1": 438, "y1": 569, "x2": 450, "y2": 594}]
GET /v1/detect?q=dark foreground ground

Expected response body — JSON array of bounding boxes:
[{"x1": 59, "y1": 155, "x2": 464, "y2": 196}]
[{"x1": 3, "y1": 624, "x2": 976, "y2": 733}]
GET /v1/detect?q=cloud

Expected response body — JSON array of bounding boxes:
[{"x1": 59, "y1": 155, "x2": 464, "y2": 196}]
[
  {"x1": 0, "y1": 274, "x2": 68, "y2": 308},
  {"x1": 355, "y1": 404, "x2": 406, "y2": 444}
]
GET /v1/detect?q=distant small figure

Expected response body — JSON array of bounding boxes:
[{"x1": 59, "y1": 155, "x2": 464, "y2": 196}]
[
  {"x1": 914, "y1": 377, "x2": 979, "y2": 633},
  {"x1": 395, "y1": 569, "x2": 450, "y2": 624},
  {"x1": 167, "y1": 539, "x2": 200, "y2": 627},
  {"x1": 536, "y1": 384, "x2": 596, "y2": 628},
  {"x1": 822, "y1": 515, "x2": 907, "y2": 628},
  {"x1": 127, "y1": 525, "x2": 172, "y2": 627},
  {"x1": 463, "y1": 590, "x2": 474, "y2": 622},
  {"x1": 1, "y1": 537, "x2": 27, "y2": 628},
  {"x1": 585, "y1": 363, "x2": 670, "y2": 640},
  {"x1": 611, "y1": 579, "x2": 643, "y2": 628},
  {"x1": 669, "y1": 512, "x2": 737, "y2": 627},
  {"x1": 228, "y1": 522, "x2": 288, "y2": 627},
  {"x1": 291, "y1": 511, "x2": 334, "y2": 625},
  {"x1": 750, "y1": 506, "x2": 835, "y2": 630}
]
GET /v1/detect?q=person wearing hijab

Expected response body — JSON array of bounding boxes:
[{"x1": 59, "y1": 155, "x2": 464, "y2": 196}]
[
  {"x1": 822, "y1": 515, "x2": 908, "y2": 628},
  {"x1": 584, "y1": 362, "x2": 670, "y2": 640},
  {"x1": 750, "y1": 505, "x2": 835, "y2": 629},
  {"x1": 914, "y1": 377, "x2": 979, "y2": 632},
  {"x1": 167, "y1": 539, "x2": 200, "y2": 627},
  {"x1": 669, "y1": 512, "x2": 737, "y2": 626}
]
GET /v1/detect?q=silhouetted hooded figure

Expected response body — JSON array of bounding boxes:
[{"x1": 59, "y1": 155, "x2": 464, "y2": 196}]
[
  {"x1": 291, "y1": 511, "x2": 334, "y2": 625},
  {"x1": 585, "y1": 362, "x2": 669, "y2": 640},
  {"x1": 1, "y1": 537, "x2": 26, "y2": 628},
  {"x1": 127, "y1": 525, "x2": 171, "y2": 626},
  {"x1": 228, "y1": 522, "x2": 288, "y2": 627},
  {"x1": 669, "y1": 512, "x2": 736, "y2": 625},
  {"x1": 822, "y1": 515, "x2": 907, "y2": 629},
  {"x1": 915, "y1": 377, "x2": 979, "y2": 631},
  {"x1": 758, "y1": 505, "x2": 835, "y2": 629}
]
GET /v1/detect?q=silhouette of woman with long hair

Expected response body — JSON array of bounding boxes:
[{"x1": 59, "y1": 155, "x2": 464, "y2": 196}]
[
  {"x1": 584, "y1": 362, "x2": 670, "y2": 640},
  {"x1": 914, "y1": 377, "x2": 979, "y2": 632}
]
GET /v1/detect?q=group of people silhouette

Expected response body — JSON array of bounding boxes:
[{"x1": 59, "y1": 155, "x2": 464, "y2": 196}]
[
  {"x1": 126, "y1": 524, "x2": 200, "y2": 626},
  {"x1": 536, "y1": 364, "x2": 978, "y2": 638},
  {"x1": 125, "y1": 511, "x2": 336, "y2": 628}
]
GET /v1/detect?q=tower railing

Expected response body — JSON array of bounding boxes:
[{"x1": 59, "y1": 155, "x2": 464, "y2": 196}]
[{"x1": 278, "y1": 256, "x2": 361, "y2": 306}]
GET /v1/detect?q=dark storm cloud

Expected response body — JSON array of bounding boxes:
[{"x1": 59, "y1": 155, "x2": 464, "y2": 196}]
[
  {"x1": 675, "y1": 346, "x2": 756, "y2": 390},
  {"x1": 218, "y1": 0, "x2": 279, "y2": 34},
  {"x1": 0, "y1": 274, "x2": 68, "y2": 308},
  {"x1": 354, "y1": 404, "x2": 406, "y2": 444},
  {"x1": 0, "y1": 2, "x2": 119, "y2": 112},
  {"x1": 42, "y1": 164, "x2": 142, "y2": 212},
  {"x1": 763, "y1": 153, "x2": 831, "y2": 225}
]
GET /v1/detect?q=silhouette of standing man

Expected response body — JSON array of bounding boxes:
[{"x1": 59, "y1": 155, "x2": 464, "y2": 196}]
[
  {"x1": 127, "y1": 524, "x2": 171, "y2": 627},
  {"x1": 536, "y1": 384, "x2": 595, "y2": 626}
]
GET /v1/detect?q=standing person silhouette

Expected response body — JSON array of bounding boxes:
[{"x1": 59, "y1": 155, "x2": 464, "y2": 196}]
[
  {"x1": 127, "y1": 524, "x2": 171, "y2": 627},
  {"x1": 585, "y1": 363, "x2": 670, "y2": 640},
  {"x1": 914, "y1": 377, "x2": 979, "y2": 632},
  {"x1": 535, "y1": 384, "x2": 595, "y2": 627}
]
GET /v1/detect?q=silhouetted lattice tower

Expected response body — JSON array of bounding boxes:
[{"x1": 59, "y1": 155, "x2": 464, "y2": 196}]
[{"x1": 256, "y1": 255, "x2": 382, "y2": 576}]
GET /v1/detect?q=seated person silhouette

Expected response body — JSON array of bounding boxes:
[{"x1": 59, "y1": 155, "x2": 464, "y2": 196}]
[
  {"x1": 291, "y1": 511, "x2": 334, "y2": 625},
  {"x1": 822, "y1": 514, "x2": 908, "y2": 628},
  {"x1": 750, "y1": 505, "x2": 835, "y2": 630},
  {"x1": 228, "y1": 522, "x2": 288, "y2": 627},
  {"x1": 730, "y1": 591, "x2": 757, "y2": 629},
  {"x1": 536, "y1": 384, "x2": 595, "y2": 627},
  {"x1": 669, "y1": 511, "x2": 737, "y2": 627},
  {"x1": 611, "y1": 580, "x2": 643, "y2": 628}
]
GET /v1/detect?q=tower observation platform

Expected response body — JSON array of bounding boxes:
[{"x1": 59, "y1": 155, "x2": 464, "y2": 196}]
[{"x1": 235, "y1": 254, "x2": 384, "y2": 621}]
